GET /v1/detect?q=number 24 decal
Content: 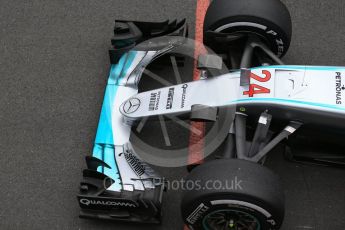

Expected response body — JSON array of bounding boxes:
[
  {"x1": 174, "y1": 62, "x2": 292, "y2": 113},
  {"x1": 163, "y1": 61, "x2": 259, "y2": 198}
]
[{"x1": 243, "y1": 70, "x2": 271, "y2": 97}]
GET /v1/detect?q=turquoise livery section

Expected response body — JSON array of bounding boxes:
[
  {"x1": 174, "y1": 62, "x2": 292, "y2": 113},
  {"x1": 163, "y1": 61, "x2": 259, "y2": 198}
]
[
  {"x1": 94, "y1": 85, "x2": 116, "y2": 145},
  {"x1": 108, "y1": 51, "x2": 137, "y2": 85},
  {"x1": 235, "y1": 98, "x2": 345, "y2": 111},
  {"x1": 95, "y1": 51, "x2": 137, "y2": 145},
  {"x1": 92, "y1": 52, "x2": 137, "y2": 190},
  {"x1": 250, "y1": 65, "x2": 345, "y2": 71}
]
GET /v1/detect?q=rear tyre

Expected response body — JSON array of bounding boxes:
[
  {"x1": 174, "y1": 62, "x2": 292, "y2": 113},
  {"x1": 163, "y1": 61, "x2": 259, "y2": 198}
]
[
  {"x1": 181, "y1": 159, "x2": 285, "y2": 230},
  {"x1": 204, "y1": 0, "x2": 292, "y2": 57}
]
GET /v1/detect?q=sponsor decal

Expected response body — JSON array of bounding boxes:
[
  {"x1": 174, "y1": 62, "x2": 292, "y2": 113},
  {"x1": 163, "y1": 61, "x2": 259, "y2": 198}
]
[
  {"x1": 186, "y1": 203, "x2": 209, "y2": 224},
  {"x1": 149, "y1": 91, "x2": 161, "y2": 111},
  {"x1": 266, "y1": 29, "x2": 284, "y2": 56},
  {"x1": 166, "y1": 87, "x2": 175, "y2": 109},
  {"x1": 123, "y1": 98, "x2": 141, "y2": 114},
  {"x1": 275, "y1": 38, "x2": 284, "y2": 56},
  {"x1": 335, "y1": 72, "x2": 344, "y2": 105},
  {"x1": 79, "y1": 198, "x2": 137, "y2": 208},
  {"x1": 181, "y1": 84, "x2": 188, "y2": 108}
]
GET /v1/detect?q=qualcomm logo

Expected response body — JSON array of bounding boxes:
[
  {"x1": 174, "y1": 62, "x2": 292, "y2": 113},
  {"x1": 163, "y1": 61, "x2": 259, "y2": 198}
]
[
  {"x1": 79, "y1": 198, "x2": 137, "y2": 208},
  {"x1": 123, "y1": 98, "x2": 141, "y2": 114}
]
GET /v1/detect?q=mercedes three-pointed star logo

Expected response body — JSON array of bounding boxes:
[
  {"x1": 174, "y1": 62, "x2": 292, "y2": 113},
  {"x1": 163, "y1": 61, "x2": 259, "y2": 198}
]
[{"x1": 123, "y1": 98, "x2": 141, "y2": 114}]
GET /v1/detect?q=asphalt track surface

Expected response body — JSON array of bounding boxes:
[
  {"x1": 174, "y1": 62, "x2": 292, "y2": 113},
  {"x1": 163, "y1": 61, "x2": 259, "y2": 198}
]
[{"x1": 0, "y1": 0, "x2": 345, "y2": 229}]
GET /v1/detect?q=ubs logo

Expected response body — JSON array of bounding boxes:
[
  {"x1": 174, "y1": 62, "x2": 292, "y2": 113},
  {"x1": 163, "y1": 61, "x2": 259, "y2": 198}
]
[{"x1": 123, "y1": 98, "x2": 141, "y2": 114}]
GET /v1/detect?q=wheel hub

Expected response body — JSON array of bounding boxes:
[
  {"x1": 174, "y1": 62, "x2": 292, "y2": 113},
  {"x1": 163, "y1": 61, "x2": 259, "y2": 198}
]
[{"x1": 202, "y1": 209, "x2": 261, "y2": 230}]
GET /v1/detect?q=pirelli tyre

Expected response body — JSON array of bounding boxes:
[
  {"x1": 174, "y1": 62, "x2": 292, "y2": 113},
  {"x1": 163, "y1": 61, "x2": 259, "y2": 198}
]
[
  {"x1": 181, "y1": 159, "x2": 285, "y2": 230},
  {"x1": 204, "y1": 0, "x2": 292, "y2": 57}
]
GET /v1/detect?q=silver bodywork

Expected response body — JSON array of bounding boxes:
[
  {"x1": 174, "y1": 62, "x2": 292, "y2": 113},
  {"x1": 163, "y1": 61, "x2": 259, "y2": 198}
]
[{"x1": 95, "y1": 41, "x2": 345, "y2": 193}]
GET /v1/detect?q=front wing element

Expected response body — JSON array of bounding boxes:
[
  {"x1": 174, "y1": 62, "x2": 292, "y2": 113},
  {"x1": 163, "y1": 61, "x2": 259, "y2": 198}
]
[{"x1": 77, "y1": 19, "x2": 187, "y2": 223}]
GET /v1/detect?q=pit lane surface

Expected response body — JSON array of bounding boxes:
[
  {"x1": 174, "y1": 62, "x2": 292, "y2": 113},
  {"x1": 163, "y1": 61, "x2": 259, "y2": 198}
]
[{"x1": 0, "y1": 0, "x2": 344, "y2": 229}]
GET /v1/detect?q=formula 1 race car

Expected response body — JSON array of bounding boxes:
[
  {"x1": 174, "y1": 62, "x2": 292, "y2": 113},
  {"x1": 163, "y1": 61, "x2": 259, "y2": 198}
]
[{"x1": 77, "y1": 0, "x2": 345, "y2": 229}]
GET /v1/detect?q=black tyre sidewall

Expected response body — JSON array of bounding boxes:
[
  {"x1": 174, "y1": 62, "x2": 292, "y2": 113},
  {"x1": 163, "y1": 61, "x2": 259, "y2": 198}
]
[
  {"x1": 182, "y1": 194, "x2": 280, "y2": 229},
  {"x1": 181, "y1": 159, "x2": 285, "y2": 230},
  {"x1": 206, "y1": 15, "x2": 290, "y2": 57},
  {"x1": 204, "y1": 0, "x2": 292, "y2": 57}
]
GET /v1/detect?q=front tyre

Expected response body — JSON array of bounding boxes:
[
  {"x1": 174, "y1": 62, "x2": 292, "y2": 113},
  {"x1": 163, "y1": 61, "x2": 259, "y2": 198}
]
[
  {"x1": 181, "y1": 159, "x2": 285, "y2": 230},
  {"x1": 204, "y1": 0, "x2": 292, "y2": 57}
]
